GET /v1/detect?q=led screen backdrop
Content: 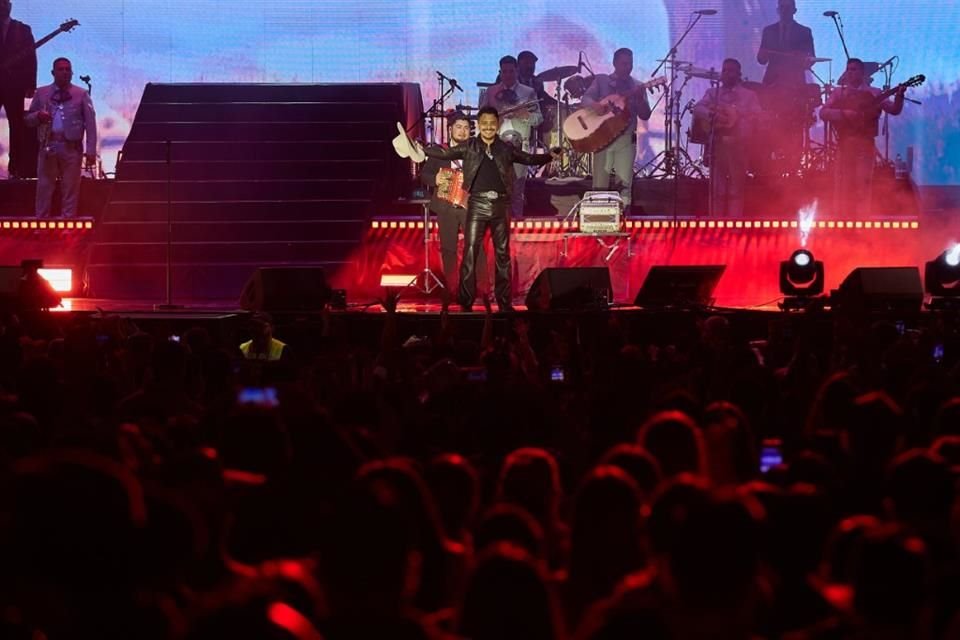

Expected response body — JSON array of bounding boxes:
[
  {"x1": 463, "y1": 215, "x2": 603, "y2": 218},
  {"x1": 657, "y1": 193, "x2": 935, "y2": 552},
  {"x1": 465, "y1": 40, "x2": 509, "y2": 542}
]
[{"x1": 1, "y1": 0, "x2": 957, "y2": 184}]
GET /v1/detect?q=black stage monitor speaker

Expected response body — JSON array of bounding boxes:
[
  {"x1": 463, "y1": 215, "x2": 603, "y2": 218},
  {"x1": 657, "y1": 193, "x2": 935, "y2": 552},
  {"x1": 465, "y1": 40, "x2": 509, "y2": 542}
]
[
  {"x1": 0, "y1": 265, "x2": 61, "y2": 311},
  {"x1": 525, "y1": 267, "x2": 612, "y2": 311},
  {"x1": 634, "y1": 265, "x2": 726, "y2": 308},
  {"x1": 833, "y1": 266, "x2": 923, "y2": 312},
  {"x1": 239, "y1": 267, "x2": 331, "y2": 312}
]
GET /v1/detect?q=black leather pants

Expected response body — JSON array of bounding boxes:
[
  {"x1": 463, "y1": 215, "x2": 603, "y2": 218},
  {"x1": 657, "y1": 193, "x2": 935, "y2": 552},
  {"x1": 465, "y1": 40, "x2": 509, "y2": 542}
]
[{"x1": 459, "y1": 193, "x2": 511, "y2": 306}]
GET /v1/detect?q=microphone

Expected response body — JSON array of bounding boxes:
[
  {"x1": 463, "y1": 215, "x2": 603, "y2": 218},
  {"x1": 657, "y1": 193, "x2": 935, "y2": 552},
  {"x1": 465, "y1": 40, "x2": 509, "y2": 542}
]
[
  {"x1": 694, "y1": 9, "x2": 717, "y2": 15},
  {"x1": 823, "y1": 10, "x2": 839, "y2": 17},
  {"x1": 449, "y1": 78, "x2": 463, "y2": 92},
  {"x1": 79, "y1": 75, "x2": 91, "y2": 83},
  {"x1": 578, "y1": 51, "x2": 584, "y2": 72},
  {"x1": 878, "y1": 55, "x2": 896, "y2": 69}
]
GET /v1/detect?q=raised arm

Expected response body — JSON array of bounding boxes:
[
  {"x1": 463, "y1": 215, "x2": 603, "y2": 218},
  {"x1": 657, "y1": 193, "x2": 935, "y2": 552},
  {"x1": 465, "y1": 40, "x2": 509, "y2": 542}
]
[
  {"x1": 511, "y1": 146, "x2": 554, "y2": 166},
  {"x1": 422, "y1": 143, "x2": 467, "y2": 161},
  {"x1": 882, "y1": 87, "x2": 906, "y2": 116}
]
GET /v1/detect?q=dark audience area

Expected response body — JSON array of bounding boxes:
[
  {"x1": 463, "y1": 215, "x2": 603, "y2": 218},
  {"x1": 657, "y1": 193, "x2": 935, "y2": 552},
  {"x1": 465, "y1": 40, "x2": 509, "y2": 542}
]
[{"x1": 0, "y1": 303, "x2": 959, "y2": 639}]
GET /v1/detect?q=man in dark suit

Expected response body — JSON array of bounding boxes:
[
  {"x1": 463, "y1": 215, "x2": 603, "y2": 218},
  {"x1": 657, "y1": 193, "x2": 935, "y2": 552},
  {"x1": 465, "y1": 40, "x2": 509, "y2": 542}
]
[
  {"x1": 756, "y1": 0, "x2": 815, "y2": 173},
  {"x1": 757, "y1": 0, "x2": 815, "y2": 88},
  {"x1": 0, "y1": 0, "x2": 36, "y2": 178}
]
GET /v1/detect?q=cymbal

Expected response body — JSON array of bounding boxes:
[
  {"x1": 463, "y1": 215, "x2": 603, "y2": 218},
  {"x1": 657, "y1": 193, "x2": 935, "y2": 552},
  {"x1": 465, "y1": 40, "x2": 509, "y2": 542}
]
[
  {"x1": 686, "y1": 67, "x2": 720, "y2": 81},
  {"x1": 536, "y1": 65, "x2": 579, "y2": 83}
]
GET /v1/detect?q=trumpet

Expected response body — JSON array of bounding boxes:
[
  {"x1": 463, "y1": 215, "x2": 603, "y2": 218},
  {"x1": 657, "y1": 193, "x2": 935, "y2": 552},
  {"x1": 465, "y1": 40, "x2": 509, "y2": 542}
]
[{"x1": 497, "y1": 99, "x2": 541, "y2": 119}]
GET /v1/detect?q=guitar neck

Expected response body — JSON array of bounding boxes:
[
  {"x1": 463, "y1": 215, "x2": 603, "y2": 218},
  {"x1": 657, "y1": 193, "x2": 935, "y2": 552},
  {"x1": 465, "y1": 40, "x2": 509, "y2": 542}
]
[
  {"x1": 34, "y1": 29, "x2": 65, "y2": 50},
  {"x1": 0, "y1": 25, "x2": 71, "y2": 73}
]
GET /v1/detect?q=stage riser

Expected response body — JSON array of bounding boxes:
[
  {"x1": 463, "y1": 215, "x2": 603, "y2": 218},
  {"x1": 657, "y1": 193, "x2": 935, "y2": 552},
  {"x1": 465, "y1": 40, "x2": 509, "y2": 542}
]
[
  {"x1": 142, "y1": 83, "x2": 417, "y2": 103},
  {"x1": 120, "y1": 141, "x2": 386, "y2": 162},
  {"x1": 128, "y1": 121, "x2": 395, "y2": 142},
  {"x1": 100, "y1": 202, "x2": 369, "y2": 222},
  {"x1": 94, "y1": 220, "x2": 365, "y2": 243},
  {"x1": 89, "y1": 241, "x2": 356, "y2": 265},
  {"x1": 86, "y1": 83, "x2": 413, "y2": 300},
  {"x1": 107, "y1": 179, "x2": 375, "y2": 202},
  {"x1": 117, "y1": 160, "x2": 381, "y2": 181},
  {"x1": 334, "y1": 224, "x2": 942, "y2": 309},
  {"x1": 135, "y1": 102, "x2": 399, "y2": 123},
  {"x1": 84, "y1": 263, "x2": 343, "y2": 301}
]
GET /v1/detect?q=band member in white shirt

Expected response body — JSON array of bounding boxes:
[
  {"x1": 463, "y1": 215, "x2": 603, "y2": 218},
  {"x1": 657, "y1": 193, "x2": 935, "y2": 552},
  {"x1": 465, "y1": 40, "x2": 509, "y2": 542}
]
[
  {"x1": 480, "y1": 55, "x2": 543, "y2": 218},
  {"x1": 693, "y1": 58, "x2": 761, "y2": 217},
  {"x1": 821, "y1": 58, "x2": 905, "y2": 217},
  {"x1": 580, "y1": 48, "x2": 652, "y2": 208}
]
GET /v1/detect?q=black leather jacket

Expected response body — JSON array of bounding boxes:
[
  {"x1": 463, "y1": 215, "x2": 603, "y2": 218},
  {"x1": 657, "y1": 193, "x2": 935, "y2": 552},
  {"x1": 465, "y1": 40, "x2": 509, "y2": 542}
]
[{"x1": 423, "y1": 137, "x2": 552, "y2": 199}]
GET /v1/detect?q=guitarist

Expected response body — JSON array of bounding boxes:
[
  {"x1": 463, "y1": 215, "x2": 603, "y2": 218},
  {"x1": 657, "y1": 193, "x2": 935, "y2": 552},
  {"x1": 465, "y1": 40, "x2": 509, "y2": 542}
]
[
  {"x1": 821, "y1": 58, "x2": 905, "y2": 217},
  {"x1": 581, "y1": 48, "x2": 652, "y2": 208},
  {"x1": 0, "y1": 0, "x2": 36, "y2": 178},
  {"x1": 419, "y1": 110, "x2": 487, "y2": 300},
  {"x1": 693, "y1": 58, "x2": 761, "y2": 217}
]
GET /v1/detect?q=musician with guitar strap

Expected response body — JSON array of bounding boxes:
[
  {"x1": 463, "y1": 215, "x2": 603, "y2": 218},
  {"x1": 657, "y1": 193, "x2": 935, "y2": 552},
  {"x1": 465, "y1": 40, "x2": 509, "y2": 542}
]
[
  {"x1": 0, "y1": 0, "x2": 36, "y2": 178},
  {"x1": 821, "y1": 58, "x2": 909, "y2": 217},
  {"x1": 480, "y1": 55, "x2": 544, "y2": 219},
  {"x1": 693, "y1": 58, "x2": 761, "y2": 218},
  {"x1": 580, "y1": 48, "x2": 652, "y2": 208},
  {"x1": 419, "y1": 111, "x2": 487, "y2": 298}
]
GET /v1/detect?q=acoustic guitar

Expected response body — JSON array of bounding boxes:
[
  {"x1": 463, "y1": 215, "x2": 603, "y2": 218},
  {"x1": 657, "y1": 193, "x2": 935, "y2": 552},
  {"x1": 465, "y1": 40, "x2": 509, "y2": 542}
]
[
  {"x1": 833, "y1": 74, "x2": 924, "y2": 137},
  {"x1": 562, "y1": 76, "x2": 667, "y2": 153}
]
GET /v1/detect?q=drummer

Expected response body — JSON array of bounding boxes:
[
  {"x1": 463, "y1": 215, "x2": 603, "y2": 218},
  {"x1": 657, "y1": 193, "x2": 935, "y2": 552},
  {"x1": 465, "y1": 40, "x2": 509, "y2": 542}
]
[{"x1": 480, "y1": 55, "x2": 544, "y2": 218}]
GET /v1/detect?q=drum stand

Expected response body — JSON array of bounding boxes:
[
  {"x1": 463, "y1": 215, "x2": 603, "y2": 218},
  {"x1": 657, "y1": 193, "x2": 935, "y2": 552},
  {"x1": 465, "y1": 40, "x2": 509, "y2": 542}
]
[
  {"x1": 640, "y1": 69, "x2": 703, "y2": 180},
  {"x1": 412, "y1": 200, "x2": 445, "y2": 295},
  {"x1": 640, "y1": 14, "x2": 708, "y2": 181}
]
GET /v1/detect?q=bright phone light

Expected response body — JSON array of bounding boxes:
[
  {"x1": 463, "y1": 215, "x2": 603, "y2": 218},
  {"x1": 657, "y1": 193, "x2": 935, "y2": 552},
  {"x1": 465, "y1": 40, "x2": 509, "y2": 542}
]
[{"x1": 37, "y1": 268, "x2": 73, "y2": 293}]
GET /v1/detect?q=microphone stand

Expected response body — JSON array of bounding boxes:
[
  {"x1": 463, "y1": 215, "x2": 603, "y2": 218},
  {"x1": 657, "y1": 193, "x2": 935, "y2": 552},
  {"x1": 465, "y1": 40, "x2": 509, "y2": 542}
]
[
  {"x1": 407, "y1": 75, "x2": 457, "y2": 145},
  {"x1": 827, "y1": 13, "x2": 851, "y2": 62},
  {"x1": 706, "y1": 73, "x2": 720, "y2": 218},
  {"x1": 643, "y1": 12, "x2": 707, "y2": 193}
]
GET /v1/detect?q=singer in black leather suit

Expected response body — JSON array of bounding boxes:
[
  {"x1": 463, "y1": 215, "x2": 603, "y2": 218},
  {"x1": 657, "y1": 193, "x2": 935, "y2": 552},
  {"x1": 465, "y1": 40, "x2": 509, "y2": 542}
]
[{"x1": 421, "y1": 106, "x2": 558, "y2": 311}]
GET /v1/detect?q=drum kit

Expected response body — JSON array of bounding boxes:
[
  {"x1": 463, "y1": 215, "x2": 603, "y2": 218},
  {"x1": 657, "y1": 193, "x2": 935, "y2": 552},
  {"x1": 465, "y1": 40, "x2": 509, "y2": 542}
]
[
  {"x1": 648, "y1": 55, "x2": 848, "y2": 179},
  {"x1": 430, "y1": 52, "x2": 869, "y2": 184}
]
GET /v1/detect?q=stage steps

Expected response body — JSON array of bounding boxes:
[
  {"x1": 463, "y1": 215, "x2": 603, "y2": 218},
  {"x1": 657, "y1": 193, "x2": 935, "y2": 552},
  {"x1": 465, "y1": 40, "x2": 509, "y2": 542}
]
[{"x1": 86, "y1": 83, "x2": 416, "y2": 301}]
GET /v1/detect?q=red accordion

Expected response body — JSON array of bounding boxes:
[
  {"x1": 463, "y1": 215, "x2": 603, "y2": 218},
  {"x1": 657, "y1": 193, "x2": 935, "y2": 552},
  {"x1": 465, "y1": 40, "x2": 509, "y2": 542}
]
[{"x1": 436, "y1": 167, "x2": 468, "y2": 208}]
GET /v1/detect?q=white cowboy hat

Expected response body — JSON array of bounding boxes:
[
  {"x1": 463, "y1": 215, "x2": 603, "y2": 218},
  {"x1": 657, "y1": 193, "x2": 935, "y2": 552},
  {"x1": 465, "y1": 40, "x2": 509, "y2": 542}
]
[{"x1": 391, "y1": 122, "x2": 425, "y2": 163}]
